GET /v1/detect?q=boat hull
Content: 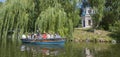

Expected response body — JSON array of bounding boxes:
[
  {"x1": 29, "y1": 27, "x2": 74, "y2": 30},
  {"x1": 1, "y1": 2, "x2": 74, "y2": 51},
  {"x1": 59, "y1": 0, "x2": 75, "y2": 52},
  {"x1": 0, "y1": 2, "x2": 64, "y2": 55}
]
[{"x1": 21, "y1": 39, "x2": 65, "y2": 45}]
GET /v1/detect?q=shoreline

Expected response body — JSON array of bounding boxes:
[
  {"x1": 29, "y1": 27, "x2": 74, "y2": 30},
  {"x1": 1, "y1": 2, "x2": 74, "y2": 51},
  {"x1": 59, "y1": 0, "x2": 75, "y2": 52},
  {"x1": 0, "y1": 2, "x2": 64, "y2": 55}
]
[
  {"x1": 67, "y1": 38, "x2": 118, "y2": 44},
  {"x1": 72, "y1": 28, "x2": 118, "y2": 43}
]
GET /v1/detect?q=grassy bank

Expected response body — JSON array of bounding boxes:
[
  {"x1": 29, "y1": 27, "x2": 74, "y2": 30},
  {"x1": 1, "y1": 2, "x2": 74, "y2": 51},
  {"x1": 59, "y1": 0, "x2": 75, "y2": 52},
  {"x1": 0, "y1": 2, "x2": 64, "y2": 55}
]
[{"x1": 73, "y1": 28, "x2": 114, "y2": 42}]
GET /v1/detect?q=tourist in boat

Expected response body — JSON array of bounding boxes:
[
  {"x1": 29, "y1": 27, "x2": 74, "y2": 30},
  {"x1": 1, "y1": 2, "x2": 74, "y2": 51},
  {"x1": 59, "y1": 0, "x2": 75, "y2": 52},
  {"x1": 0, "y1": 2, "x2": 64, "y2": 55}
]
[
  {"x1": 31, "y1": 32, "x2": 34, "y2": 39},
  {"x1": 50, "y1": 33, "x2": 54, "y2": 38},
  {"x1": 55, "y1": 33, "x2": 61, "y2": 38},
  {"x1": 22, "y1": 34, "x2": 26, "y2": 39},
  {"x1": 47, "y1": 33, "x2": 51, "y2": 39},
  {"x1": 34, "y1": 33, "x2": 38, "y2": 39},
  {"x1": 27, "y1": 33, "x2": 31, "y2": 39},
  {"x1": 38, "y1": 33, "x2": 42, "y2": 39},
  {"x1": 36, "y1": 30, "x2": 41, "y2": 39},
  {"x1": 42, "y1": 33, "x2": 47, "y2": 39},
  {"x1": 37, "y1": 32, "x2": 41, "y2": 39}
]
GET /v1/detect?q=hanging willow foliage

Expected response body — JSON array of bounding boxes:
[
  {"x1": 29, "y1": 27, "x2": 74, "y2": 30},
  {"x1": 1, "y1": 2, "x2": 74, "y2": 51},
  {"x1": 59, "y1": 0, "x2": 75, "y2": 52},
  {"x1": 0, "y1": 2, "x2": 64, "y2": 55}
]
[
  {"x1": 0, "y1": 0, "x2": 34, "y2": 43},
  {"x1": 35, "y1": 3, "x2": 71, "y2": 37},
  {"x1": 0, "y1": 0, "x2": 80, "y2": 42}
]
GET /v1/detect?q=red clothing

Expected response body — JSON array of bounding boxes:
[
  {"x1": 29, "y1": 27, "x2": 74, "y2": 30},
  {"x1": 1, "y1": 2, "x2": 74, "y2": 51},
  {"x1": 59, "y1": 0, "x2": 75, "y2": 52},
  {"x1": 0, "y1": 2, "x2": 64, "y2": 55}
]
[{"x1": 42, "y1": 33, "x2": 47, "y2": 39}]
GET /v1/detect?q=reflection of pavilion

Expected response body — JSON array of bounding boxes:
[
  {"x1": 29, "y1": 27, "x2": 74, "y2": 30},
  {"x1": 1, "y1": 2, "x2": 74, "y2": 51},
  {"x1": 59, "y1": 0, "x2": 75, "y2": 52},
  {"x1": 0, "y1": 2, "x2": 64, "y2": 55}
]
[
  {"x1": 85, "y1": 48, "x2": 93, "y2": 57},
  {"x1": 20, "y1": 44, "x2": 65, "y2": 57}
]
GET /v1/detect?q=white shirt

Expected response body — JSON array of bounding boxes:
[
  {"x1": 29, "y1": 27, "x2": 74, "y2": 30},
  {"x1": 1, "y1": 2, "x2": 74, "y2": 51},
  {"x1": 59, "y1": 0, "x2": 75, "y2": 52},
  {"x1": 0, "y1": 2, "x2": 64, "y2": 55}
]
[
  {"x1": 22, "y1": 34, "x2": 26, "y2": 39},
  {"x1": 55, "y1": 34, "x2": 61, "y2": 38},
  {"x1": 47, "y1": 34, "x2": 51, "y2": 39},
  {"x1": 27, "y1": 35, "x2": 31, "y2": 39},
  {"x1": 50, "y1": 34, "x2": 54, "y2": 38}
]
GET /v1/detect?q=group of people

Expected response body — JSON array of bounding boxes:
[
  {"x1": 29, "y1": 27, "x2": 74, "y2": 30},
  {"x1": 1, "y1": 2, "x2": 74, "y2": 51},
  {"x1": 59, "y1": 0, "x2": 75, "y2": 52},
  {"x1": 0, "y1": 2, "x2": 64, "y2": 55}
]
[{"x1": 22, "y1": 32, "x2": 62, "y2": 39}]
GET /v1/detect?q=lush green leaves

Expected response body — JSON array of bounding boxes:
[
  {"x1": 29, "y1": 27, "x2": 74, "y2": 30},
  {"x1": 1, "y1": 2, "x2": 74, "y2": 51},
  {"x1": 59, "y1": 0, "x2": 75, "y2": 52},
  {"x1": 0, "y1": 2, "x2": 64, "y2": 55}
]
[
  {"x1": 100, "y1": 0, "x2": 120, "y2": 30},
  {"x1": 89, "y1": 0, "x2": 105, "y2": 28},
  {"x1": 0, "y1": 0, "x2": 80, "y2": 40}
]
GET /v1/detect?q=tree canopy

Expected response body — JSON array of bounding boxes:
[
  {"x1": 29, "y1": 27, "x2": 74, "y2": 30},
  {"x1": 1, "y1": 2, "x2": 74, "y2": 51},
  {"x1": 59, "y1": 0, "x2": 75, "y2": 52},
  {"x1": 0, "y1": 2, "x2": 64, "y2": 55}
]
[
  {"x1": 89, "y1": 0, "x2": 105, "y2": 28},
  {"x1": 0, "y1": 0, "x2": 80, "y2": 40}
]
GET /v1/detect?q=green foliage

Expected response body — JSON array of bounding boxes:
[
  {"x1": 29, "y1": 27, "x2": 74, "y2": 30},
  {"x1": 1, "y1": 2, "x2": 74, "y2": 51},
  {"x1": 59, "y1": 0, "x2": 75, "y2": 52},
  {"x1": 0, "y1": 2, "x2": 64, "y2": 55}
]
[
  {"x1": 0, "y1": 0, "x2": 80, "y2": 41},
  {"x1": 0, "y1": 2, "x2": 2, "y2": 7},
  {"x1": 109, "y1": 20, "x2": 120, "y2": 33},
  {"x1": 100, "y1": 0, "x2": 120, "y2": 30},
  {"x1": 109, "y1": 20, "x2": 120, "y2": 39},
  {"x1": 59, "y1": 0, "x2": 80, "y2": 27},
  {"x1": 35, "y1": 5, "x2": 69, "y2": 36},
  {"x1": 89, "y1": 0, "x2": 105, "y2": 28}
]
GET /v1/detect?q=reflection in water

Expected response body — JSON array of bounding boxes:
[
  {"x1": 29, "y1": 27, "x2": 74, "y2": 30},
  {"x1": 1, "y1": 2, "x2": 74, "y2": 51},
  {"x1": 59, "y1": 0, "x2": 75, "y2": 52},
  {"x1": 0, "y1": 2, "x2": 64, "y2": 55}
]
[
  {"x1": 85, "y1": 48, "x2": 93, "y2": 57},
  {"x1": 20, "y1": 44, "x2": 65, "y2": 57},
  {"x1": 21, "y1": 45, "x2": 25, "y2": 51},
  {"x1": 1, "y1": 41, "x2": 120, "y2": 57}
]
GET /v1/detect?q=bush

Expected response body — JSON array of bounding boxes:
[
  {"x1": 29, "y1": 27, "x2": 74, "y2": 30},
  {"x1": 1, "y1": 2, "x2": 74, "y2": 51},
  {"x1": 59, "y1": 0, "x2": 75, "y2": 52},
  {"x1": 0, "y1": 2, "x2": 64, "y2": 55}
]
[{"x1": 109, "y1": 20, "x2": 120, "y2": 39}]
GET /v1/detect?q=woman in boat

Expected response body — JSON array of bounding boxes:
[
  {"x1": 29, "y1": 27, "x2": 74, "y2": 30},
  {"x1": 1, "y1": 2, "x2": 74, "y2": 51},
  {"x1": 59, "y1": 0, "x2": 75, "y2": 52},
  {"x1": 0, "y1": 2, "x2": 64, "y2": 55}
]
[{"x1": 42, "y1": 33, "x2": 47, "y2": 39}]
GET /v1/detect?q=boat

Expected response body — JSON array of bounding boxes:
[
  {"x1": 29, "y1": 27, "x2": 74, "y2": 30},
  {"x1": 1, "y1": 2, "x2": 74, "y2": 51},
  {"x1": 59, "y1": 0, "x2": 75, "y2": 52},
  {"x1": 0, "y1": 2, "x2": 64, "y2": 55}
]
[{"x1": 21, "y1": 38, "x2": 65, "y2": 45}]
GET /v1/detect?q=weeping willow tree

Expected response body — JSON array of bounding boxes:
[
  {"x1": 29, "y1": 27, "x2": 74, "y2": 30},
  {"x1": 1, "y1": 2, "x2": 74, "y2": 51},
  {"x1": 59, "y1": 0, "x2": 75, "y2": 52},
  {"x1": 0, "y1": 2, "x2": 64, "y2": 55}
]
[
  {"x1": 58, "y1": 0, "x2": 80, "y2": 27},
  {"x1": 0, "y1": 0, "x2": 34, "y2": 44},
  {"x1": 35, "y1": 4, "x2": 73, "y2": 37},
  {"x1": 0, "y1": 0, "x2": 80, "y2": 43}
]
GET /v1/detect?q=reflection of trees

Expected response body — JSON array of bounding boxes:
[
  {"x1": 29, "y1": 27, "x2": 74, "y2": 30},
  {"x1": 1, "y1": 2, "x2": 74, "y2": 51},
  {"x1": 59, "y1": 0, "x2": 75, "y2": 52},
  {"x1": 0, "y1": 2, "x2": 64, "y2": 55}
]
[
  {"x1": 70, "y1": 42, "x2": 117, "y2": 57},
  {"x1": 100, "y1": 44, "x2": 120, "y2": 57}
]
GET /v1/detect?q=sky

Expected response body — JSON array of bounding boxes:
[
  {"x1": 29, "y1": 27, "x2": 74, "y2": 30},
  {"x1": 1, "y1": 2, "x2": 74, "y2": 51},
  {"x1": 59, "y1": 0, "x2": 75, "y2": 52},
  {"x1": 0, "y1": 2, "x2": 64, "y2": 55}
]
[{"x1": 0, "y1": 0, "x2": 5, "y2": 2}]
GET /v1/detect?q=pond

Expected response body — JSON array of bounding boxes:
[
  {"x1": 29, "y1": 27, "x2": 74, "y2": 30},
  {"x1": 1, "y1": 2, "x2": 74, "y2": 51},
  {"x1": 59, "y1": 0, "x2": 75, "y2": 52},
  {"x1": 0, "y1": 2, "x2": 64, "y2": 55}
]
[{"x1": 0, "y1": 40, "x2": 120, "y2": 57}]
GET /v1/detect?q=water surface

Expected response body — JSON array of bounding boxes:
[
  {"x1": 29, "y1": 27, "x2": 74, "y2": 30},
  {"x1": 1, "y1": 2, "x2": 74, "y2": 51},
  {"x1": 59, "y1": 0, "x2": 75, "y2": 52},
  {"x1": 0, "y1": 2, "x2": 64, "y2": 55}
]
[{"x1": 0, "y1": 40, "x2": 120, "y2": 57}]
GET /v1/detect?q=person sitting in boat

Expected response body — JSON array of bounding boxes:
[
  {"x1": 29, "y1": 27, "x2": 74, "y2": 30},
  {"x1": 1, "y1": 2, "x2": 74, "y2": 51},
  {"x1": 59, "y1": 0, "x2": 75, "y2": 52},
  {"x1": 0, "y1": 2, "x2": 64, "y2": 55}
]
[
  {"x1": 36, "y1": 32, "x2": 41, "y2": 39},
  {"x1": 42, "y1": 32, "x2": 47, "y2": 39},
  {"x1": 34, "y1": 33, "x2": 38, "y2": 39},
  {"x1": 47, "y1": 33, "x2": 51, "y2": 39},
  {"x1": 38, "y1": 33, "x2": 42, "y2": 39},
  {"x1": 31, "y1": 32, "x2": 34, "y2": 39},
  {"x1": 50, "y1": 33, "x2": 54, "y2": 39},
  {"x1": 22, "y1": 34, "x2": 26, "y2": 39},
  {"x1": 55, "y1": 33, "x2": 61, "y2": 38},
  {"x1": 36, "y1": 30, "x2": 41, "y2": 39},
  {"x1": 27, "y1": 33, "x2": 32, "y2": 39}
]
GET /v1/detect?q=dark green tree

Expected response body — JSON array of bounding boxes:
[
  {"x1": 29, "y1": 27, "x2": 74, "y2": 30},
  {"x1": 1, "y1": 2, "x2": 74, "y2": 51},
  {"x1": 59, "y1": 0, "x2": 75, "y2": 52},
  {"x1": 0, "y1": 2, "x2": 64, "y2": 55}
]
[
  {"x1": 0, "y1": 0, "x2": 80, "y2": 42},
  {"x1": 101, "y1": 0, "x2": 120, "y2": 30},
  {"x1": 89, "y1": 0, "x2": 105, "y2": 29}
]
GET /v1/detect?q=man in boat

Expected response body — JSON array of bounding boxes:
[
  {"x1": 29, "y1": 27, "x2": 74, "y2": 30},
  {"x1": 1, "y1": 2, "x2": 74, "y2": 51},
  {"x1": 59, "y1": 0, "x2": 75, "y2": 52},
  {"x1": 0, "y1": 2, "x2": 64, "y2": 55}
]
[
  {"x1": 22, "y1": 34, "x2": 26, "y2": 39},
  {"x1": 47, "y1": 33, "x2": 51, "y2": 39},
  {"x1": 36, "y1": 30, "x2": 41, "y2": 39},
  {"x1": 27, "y1": 33, "x2": 31, "y2": 39},
  {"x1": 50, "y1": 33, "x2": 54, "y2": 38},
  {"x1": 55, "y1": 33, "x2": 61, "y2": 38},
  {"x1": 31, "y1": 32, "x2": 34, "y2": 39}
]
